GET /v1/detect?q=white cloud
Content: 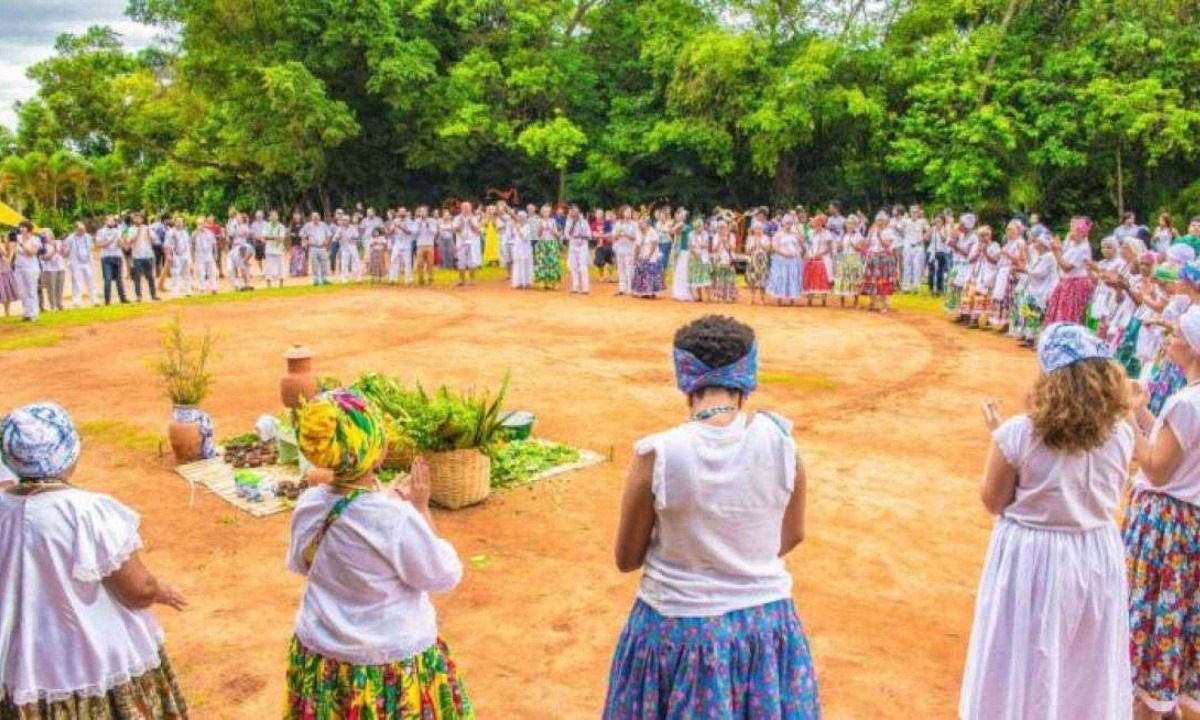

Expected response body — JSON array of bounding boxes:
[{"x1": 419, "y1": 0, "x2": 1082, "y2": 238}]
[{"x1": 0, "y1": 1, "x2": 158, "y2": 129}]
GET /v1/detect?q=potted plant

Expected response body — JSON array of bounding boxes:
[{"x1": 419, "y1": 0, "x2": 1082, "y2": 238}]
[{"x1": 152, "y1": 315, "x2": 216, "y2": 463}]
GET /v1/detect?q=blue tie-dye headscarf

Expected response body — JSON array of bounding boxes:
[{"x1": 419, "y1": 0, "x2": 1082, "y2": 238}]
[
  {"x1": 1037, "y1": 323, "x2": 1112, "y2": 374},
  {"x1": 674, "y1": 342, "x2": 759, "y2": 397},
  {"x1": 0, "y1": 402, "x2": 82, "y2": 481}
]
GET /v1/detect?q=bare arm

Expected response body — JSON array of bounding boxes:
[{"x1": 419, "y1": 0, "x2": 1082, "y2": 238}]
[
  {"x1": 103, "y1": 552, "x2": 187, "y2": 611},
  {"x1": 780, "y1": 453, "x2": 807, "y2": 556},
  {"x1": 1129, "y1": 387, "x2": 1186, "y2": 487},
  {"x1": 980, "y1": 443, "x2": 1018, "y2": 514},
  {"x1": 614, "y1": 451, "x2": 656, "y2": 573}
]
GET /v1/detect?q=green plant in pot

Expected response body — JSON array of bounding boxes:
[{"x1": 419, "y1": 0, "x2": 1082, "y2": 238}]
[{"x1": 152, "y1": 315, "x2": 216, "y2": 463}]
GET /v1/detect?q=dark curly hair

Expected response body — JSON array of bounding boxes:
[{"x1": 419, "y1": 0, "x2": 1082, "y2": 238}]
[{"x1": 674, "y1": 315, "x2": 755, "y2": 369}]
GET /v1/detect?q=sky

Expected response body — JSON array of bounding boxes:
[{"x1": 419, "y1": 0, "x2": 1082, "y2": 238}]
[{"x1": 0, "y1": 0, "x2": 158, "y2": 129}]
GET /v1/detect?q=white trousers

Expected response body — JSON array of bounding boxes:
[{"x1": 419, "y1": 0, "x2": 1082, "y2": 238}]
[
  {"x1": 389, "y1": 248, "x2": 413, "y2": 284},
  {"x1": 500, "y1": 240, "x2": 513, "y2": 268},
  {"x1": 16, "y1": 268, "x2": 40, "y2": 319},
  {"x1": 69, "y1": 263, "x2": 95, "y2": 306},
  {"x1": 616, "y1": 252, "x2": 635, "y2": 294},
  {"x1": 568, "y1": 244, "x2": 591, "y2": 293},
  {"x1": 263, "y1": 254, "x2": 284, "y2": 281},
  {"x1": 172, "y1": 258, "x2": 194, "y2": 294},
  {"x1": 196, "y1": 258, "x2": 219, "y2": 292},
  {"x1": 339, "y1": 246, "x2": 361, "y2": 283},
  {"x1": 511, "y1": 253, "x2": 533, "y2": 288},
  {"x1": 902, "y1": 245, "x2": 926, "y2": 291}
]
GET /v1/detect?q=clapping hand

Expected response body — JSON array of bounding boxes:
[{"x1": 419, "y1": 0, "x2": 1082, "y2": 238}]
[
  {"x1": 1127, "y1": 380, "x2": 1149, "y2": 411},
  {"x1": 981, "y1": 400, "x2": 1002, "y2": 433},
  {"x1": 396, "y1": 456, "x2": 432, "y2": 512}
]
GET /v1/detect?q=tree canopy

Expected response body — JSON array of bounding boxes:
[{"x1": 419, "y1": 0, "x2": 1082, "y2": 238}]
[{"x1": 4, "y1": 0, "x2": 1200, "y2": 230}]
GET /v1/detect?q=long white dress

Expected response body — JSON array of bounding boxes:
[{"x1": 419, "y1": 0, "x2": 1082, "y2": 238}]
[
  {"x1": 959, "y1": 415, "x2": 1133, "y2": 719},
  {"x1": 670, "y1": 235, "x2": 693, "y2": 302}
]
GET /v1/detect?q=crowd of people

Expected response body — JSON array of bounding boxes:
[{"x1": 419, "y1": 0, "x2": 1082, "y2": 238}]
[{"x1": 9, "y1": 200, "x2": 1198, "y2": 327}]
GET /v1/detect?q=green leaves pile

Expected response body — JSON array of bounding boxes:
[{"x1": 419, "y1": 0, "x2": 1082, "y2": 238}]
[
  {"x1": 487, "y1": 440, "x2": 580, "y2": 490},
  {"x1": 350, "y1": 372, "x2": 509, "y2": 452}
]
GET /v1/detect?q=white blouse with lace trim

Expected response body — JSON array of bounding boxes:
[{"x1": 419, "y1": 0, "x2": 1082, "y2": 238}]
[{"x1": 0, "y1": 488, "x2": 164, "y2": 706}]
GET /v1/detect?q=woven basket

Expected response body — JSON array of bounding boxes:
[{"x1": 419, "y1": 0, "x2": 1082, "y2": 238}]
[{"x1": 427, "y1": 448, "x2": 491, "y2": 509}]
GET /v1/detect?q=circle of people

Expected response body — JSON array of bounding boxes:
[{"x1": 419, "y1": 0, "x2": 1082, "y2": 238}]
[{"x1": 12, "y1": 201, "x2": 1199, "y2": 327}]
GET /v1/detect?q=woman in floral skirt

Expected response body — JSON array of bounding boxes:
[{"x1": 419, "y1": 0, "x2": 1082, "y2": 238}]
[
  {"x1": 803, "y1": 214, "x2": 834, "y2": 306},
  {"x1": 744, "y1": 222, "x2": 771, "y2": 305},
  {"x1": 833, "y1": 214, "x2": 865, "y2": 308},
  {"x1": 1125, "y1": 305, "x2": 1200, "y2": 719},
  {"x1": 687, "y1": 219, "x2": 712, "y2": 302},
  {"x1": 606, "y1": 315, "x2": 819, "y2": 719},
  {"x1": 0, "y1": 236, "x2": 20, "y2": 317},
  {"x1": 711, "y1": 222, "x2": 738, "y2": 304},
  {"x1": 287, "y1": 389, "x2": 472, "y2": 720},
  {"x1": 533, "y1": 204, "x2": 563, "y2": 290},
  {"x1": 860, "y1": 211, "x2": 898, "y2": 313},
  {"x1": 631, "y1": 219, "x2": 665, "y2": 299}
]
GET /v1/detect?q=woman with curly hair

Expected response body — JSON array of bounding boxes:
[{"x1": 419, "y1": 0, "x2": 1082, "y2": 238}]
[
  {"x1": 960, "y1": 323, "x2": 1134, "y2": 719},
  {"x1": 1126, "y1": 305, "x2": 1200, "y2": 719},
  {"x1": 286, "y1": 389, "x2": 473, "y2": 719},
  {"x1": 605, "y1": 315, "x2": 819, "y2": 719}
]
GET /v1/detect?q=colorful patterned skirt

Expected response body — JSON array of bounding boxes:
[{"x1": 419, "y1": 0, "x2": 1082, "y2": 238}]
[
  {"x1": 860, "y1": 252, "x2": 896, "y2": 297},
  {"x1": 1147, "y1": 360, "x2": 1187, "y2": 416},
  {"x1": 534, "y1": 240, "x2": 562, "y2": 284},
  {"x1": 745, "y1": 251, "x2": 769, "y2": 290},
  {"x1": 944, "y1": 258, "x2": 969, "y2": 311},
  {"x1": 989, "y1": 270, "x2": 1019, "y2": 327},
  {"x1": 766, "y1": 255, "x2": 803, "y2": 299},
  {"x1": 711, "y1": 265, "x2": 738, "y2": 303},
  {"x1": 1114, "y1": 319, "x2": 1144, "y2": 378},
  {"x1": 833, "y1": 252, "x2": 863, "y2": 296},
  {"x1": 1042, "y1": 276, "x2": 1095, "y2": 326},
  {"x1": 631, "y1": 257, "x2": 665, "y2": 296},
  {"x1": 688, "y1": 258, "x2": 712, "y2": 288},
  {"x1": 285, "y1": 637, "x2": 473, "y2": 720},
  {"x1": 290, "y1": 246, "x2": 308, "y2": 277},
  {"x1": 1011, "y1": 292, "x2": 1046, "y2": 341},
  {"x1": 1125, "y1": 490, "x2": 1200, "y2": 715},
  {"x1": 802, "y1": 258, "x2": 832, "y2": 293},
  {"x1": 0, "y1": 649, "x2": 187, "y2": 720},
  {"x1": 367, "y1": 247, "x2": 388, "y2": 280},
  {"x1": 604, "y1": 599, "x2": 819, "y2": 719}
]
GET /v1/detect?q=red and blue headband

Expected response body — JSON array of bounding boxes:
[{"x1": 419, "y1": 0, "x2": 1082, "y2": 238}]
[{"x1": 673, "y1": 342, "x2": 759, "y2": 397}]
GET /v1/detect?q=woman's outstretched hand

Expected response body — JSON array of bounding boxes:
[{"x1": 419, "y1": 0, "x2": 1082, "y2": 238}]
[
  {"x1": 981, "y1": 400, "x2": 1002, "y2": 433},
  {"x1": 155, "y1": 583, "x2": 188, "y2": 611}
]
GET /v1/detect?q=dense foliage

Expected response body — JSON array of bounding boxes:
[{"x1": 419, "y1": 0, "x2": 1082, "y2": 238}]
[{"x1": 4, "y1": 0, "x2": 1200, "y2": 230}]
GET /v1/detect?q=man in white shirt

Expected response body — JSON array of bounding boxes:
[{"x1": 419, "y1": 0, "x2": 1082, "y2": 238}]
[
  {"x1": 64, "y1": 221, "x2": 97, "y2": 307},
  {"x1": 413, "y1": 206, "x2": 437, "y2": 286},
  {"x1": 165, "y1": 215, "x2": 194, "y2": 296},
  {"x1": 452, "y1": 202, "x2": 482, "y2": 287},
  {"x1": 901, "y1": 204, "x2": 930, "y2": 293},
  {"x1": 127, "y1": 213, "x2": 159, "y2": 301},
  {"x1": 564, "y1": 205, "x2": 593, "y2": 294},
  {"x1": 95, "y1": 215, "x2": 129, "y2": 305},
  {"x1": 263, "y1": 210, "x2": 287, "y2": 288},
  {"x1": 193, "y1": 217, "x2": 219, "y2": 294},
  {"x1": 301, "y1": 213, "x2": 332, "y2": 286},
  {"x1": 334, "y1": 216, "x2": 361, "y2": 283}
]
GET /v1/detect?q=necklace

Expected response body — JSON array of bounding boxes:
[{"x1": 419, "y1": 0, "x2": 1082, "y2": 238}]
[{"x1": 692, "y1": 405, "x2": 738, "y2": 422}]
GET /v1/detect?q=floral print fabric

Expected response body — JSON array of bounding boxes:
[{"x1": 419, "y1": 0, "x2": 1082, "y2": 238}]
[
  {"x1": 0, "y1": 650, "x2": 187, "y2": 720},
  {"x1": 285, "y1": 637, "x2": 473, "y2": 720},
  {"x1": 1125, "y1": 490, "x2": 1200, "y2": 713},
  {"x1": 604, "y1": 599, "x2": 819, "y2": 719}
]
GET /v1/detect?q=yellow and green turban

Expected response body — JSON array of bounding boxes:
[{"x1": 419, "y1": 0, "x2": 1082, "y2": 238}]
[{"x1": 297, "y1": 389, "x2": 387, "y2": 480}]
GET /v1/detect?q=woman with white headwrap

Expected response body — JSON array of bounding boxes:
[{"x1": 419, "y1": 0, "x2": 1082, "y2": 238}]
[
  {"x1": 766, "y1": 214, "x2": 805, "y2": 306},
  {"x1": 0, "y1": 403, "x2": 189, "y2": 719},
  {"x1": 1144, "y1": 263, "x2": 1197, "y2": 415},
  {"x1": 944, "y1": 212, "x2": 977, "y2": 313},
  {"x1": 1088, "y1": 236, "x2": 1126, "y2": 338},
  {"x1": 960, "y1": 324, "x2": 1134, "y2": 719},
  {"x1": 1125, "y1": 306, "x2": 1200, "y2": 719}
]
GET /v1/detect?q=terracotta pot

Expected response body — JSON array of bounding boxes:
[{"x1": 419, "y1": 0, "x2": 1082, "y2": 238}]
[
  {"x1": 168, "y1": 420, "x2": 203, "y2": 463},
  {"x1": 280, "y1": 345, "x2": 318, "y2": 409}
]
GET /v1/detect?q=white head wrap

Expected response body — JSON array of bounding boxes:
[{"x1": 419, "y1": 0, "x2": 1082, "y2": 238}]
[{"x1": 1182, "y1": 306, "x2": 1200, "y2": 354}]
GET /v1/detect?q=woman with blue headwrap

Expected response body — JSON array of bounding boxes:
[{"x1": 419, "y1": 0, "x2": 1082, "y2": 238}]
[
  {"x1": 604, "y1": 315, "x2": 819, "y2": 719},
  {"x1": 0, "y1": 402, "x2": 189, "y2": 719},
  {"x1": 1125, "y1": 306, "x2": 1200, "y2": 717},
  {"x1": 960, "y1": 324, "x2": 1134, "y2": 719}
]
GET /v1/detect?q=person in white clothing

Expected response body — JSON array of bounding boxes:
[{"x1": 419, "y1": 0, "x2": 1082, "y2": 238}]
[
  {"x1": 388, "y1": 208, "x2": 415, "y2": 285},
  {"x1": 165, "y1": 215, "x2": 194, "y2": 296},
  {"x1": 64, "y1": 222, "x2": 97, "y2": 307},
  {"x1": 606, "y1": 315, "x2": 819, "y2": 718},
  {"x1": 564, "y1": 204, "x2": 592, "y2": 294},
  {"x1": 613, "y1": 206, "x2": 638, "y2": 296},
  {"x1": 0, "y1": 402, "x2": 188, "y2": 717},
  {"x1": 13, "y1": 222, "x2": 42, "y2": 321},
  {"x1": 334, "y1": 216, "x2": 361, "y2": 283},
  {"x1": 300, "y1": 213, "x2": 332, "y2": 286},
  {"x1": 900, "y1": 204, "x2": 929, "y2": 292},
  {"x1": 452, "y1": 202, "x2": 482, "y2": 286},
  {"x1": 961, "y1": 323, "x2": 1134, "y2": 720},
  {"x1": 288, "y1": 389, "x2": 472, "y2": 718},
  {"x1": 193, "y1": 219, "x2": 219, "y2": 294},
  {"x1": 509, "y1": 208, "x2": 533, "y2": 289},
  {"x1": 1125, "y1": 306, "x2": 1200, "y2": 719},
  {"x1": 262, "y1": 211, "x2": 287, "y2": 288}
]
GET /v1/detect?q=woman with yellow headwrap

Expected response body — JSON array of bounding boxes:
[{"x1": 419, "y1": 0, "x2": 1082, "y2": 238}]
[{"x1": 286, "y1": 389, "x2": 474, "y2": 719}]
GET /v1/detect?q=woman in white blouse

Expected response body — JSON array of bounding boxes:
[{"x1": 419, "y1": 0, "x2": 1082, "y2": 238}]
[
  {"x1": 1125, "y1": 305, "x2": 1200, "y2": 719},
  {"x1": 961, "y1": 323, "x2": 1134, "y2": 719},
  {"x1": 606, "y1": 315, "x2": 819, "y2": 718},
  {"x1": 288, "y1": 388, "x2": 471, "y2": 719},
  {"x1": 0, "y1": 402, "x2": 188, "y2": 719}
]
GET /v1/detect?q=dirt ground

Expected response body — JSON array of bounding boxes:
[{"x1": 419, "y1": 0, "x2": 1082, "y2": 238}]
[{"x1": 0, "y1": 280, "x2": 1039, "y2": 718}]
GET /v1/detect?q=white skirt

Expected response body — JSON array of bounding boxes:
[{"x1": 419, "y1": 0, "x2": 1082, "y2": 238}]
[
  {"x1": 671, "y1": 252, "x2": 693, "y2": 301},
  {"x1": 959, "y1": 518, "x2": 1131, "y2": 720}
]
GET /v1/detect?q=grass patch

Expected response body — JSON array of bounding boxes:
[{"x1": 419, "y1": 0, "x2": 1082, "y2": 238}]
[
  {"x1": 78, "y1": 419, "x2": 165, "y2": 454},
  {"x1": 759, "y1": 371, "x2": 838, "y2": 391},
  {"x1": 0, "y1": 329, "x2": 64, "y2": 351},
  {"x1": 890, "y1": 291, "x2": 948, "y2": 315}
]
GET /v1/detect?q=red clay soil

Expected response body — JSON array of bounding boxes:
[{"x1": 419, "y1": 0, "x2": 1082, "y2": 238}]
[{"x1": 0, "y1": 282, "x2": 1038, "y2": 718}]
